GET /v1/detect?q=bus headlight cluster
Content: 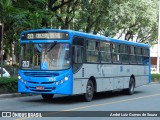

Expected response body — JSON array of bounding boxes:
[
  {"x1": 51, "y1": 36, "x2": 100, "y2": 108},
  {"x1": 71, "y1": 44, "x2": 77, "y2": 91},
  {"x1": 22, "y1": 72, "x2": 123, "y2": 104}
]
[
  {"x1": 60, "y1": 80, "x2": 63, "y2": 84},
  {"x1": 55, "y1": 76, "x2": 69, "y2": 85},
  {"x1": 18, "y1": 75, "x2": 26, "y2": 84},
  {"x1": 64, "y1": 76, "x2": 69, "y2": 81},
  {"x1": 55, "y1": 82, "x2": 59, "y2": 85},
  {"x1": 18, "y1": 75, "x2": 21, "y2": 79}
]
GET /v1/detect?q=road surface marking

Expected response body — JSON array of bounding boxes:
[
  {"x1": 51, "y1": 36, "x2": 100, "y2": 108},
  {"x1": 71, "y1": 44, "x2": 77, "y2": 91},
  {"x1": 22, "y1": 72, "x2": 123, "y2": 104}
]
[
  {"x1": 63, "y1": 93, "x2": 160, "y2": 111},
  {"x1": 15, "y1": 93, "x2": 160, "y2": 120}
]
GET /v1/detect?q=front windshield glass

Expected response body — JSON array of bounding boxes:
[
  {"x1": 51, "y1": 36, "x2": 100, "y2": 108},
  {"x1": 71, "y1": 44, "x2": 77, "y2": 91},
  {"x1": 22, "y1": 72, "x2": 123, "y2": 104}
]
[{"x1": 20, "y1": 43, "x2": 70, "y2": 70}]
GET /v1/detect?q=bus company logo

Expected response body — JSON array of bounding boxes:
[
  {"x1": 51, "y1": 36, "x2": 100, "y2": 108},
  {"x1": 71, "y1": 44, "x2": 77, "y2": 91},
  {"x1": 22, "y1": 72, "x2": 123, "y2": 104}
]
[
  {"x1": 120, "y1": 66, "x2": 123, "y2": 72},
  {"x1": 2, "y1": 112, "x2": 11, "y2": 117}
]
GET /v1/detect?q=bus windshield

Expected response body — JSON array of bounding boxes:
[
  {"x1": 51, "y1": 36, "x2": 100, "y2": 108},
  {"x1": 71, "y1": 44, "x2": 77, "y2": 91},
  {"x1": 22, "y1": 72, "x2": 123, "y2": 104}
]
[{"x1": 20, "y1": 43, "x2": 70, "y2": 70}]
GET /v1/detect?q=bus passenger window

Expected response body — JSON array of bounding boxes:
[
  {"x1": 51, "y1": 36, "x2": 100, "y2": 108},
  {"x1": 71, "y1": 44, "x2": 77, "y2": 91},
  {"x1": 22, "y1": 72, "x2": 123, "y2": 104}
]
[
  {"x1": 100, "y1": 42, "x2": 111, "y2": 63},
  {"x1": 112, "y1": 44, "x2": 120, "y2": 63},
  {"x1": 137, "y1": 48, "x2": 143, "y2": 64},
  {"x1": 130, "y1": 46, "x2": 137, "y2": 64},
  {"x1": 86, "y1": 40, "x2": 99, "y2": 63},
  {"x1": 143, "y1": 49, "x2": 149, "y2": 64}
]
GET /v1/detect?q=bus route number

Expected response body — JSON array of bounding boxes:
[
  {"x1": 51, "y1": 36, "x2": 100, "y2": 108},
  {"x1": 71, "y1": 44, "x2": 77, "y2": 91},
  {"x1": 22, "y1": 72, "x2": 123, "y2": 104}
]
[
  {"x1": 27, "y1": 34, "x2": 34, "y2": 39},
  {"x1": 22, "y1": 61, "x2": 30, "y2": 68}
]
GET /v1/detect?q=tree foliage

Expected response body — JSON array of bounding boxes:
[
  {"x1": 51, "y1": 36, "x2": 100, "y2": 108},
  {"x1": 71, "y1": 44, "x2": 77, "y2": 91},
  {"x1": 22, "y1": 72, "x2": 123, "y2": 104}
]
[
  {"x1": 110, "y1": 0, "x2": 158, "y2": 43},
  {"x1": 0, "y1": 0, "x2": 159, "y2": 64}
]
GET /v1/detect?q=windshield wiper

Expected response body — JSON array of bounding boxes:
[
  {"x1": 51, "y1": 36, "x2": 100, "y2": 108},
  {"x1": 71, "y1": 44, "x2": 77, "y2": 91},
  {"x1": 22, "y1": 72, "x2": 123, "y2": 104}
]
[{"x1": 46, "y1": 41, "x2": 57, "y2": 52}]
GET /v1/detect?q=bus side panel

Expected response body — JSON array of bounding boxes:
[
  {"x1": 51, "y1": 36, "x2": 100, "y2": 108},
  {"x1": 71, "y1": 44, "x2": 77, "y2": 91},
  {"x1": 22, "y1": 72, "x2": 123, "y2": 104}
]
[
  {"x1": 73, "y1": 64, "x2": 150, "y2": 95},
  {"x1": 102, "y1": 78, "x2": 114, "y2": 91},
  {"x1": 73, "y1": 78, "x2": 88, "y2": 94},
  {"x1": 73, "y1": 64, "x2": 118, "y2": 94},
  {"x1": 73, "y1": 79, "x2": 82, "y2": 94},
  {"x1": 132, "y1": 65, "x2": 149, "y2": 87},
  {"x1": 117, "y1": 65, "x2": 131, "y2": 89}
]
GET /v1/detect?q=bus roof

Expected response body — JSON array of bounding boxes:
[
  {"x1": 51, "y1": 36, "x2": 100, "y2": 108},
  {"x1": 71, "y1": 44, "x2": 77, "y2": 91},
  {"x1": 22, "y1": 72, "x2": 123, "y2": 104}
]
[
  {"x1": 69, "y1": 30, "x2": 149, "y2": 48},
  {"x1": 21, "y1": 29, "x2": 150, "y2": 48}
]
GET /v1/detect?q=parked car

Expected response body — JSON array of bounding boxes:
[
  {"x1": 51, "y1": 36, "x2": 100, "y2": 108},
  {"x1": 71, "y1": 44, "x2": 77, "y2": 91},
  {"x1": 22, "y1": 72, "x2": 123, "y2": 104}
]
[{"x1": 0, "y1": 67, "x2": 10, "y2": 77}]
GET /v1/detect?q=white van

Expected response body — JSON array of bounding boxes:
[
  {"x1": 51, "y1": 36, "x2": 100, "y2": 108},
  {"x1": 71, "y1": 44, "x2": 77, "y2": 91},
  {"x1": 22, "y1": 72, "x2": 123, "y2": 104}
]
[{"x1": 0, "y1": 68, "x2": 10, "y2": 77}]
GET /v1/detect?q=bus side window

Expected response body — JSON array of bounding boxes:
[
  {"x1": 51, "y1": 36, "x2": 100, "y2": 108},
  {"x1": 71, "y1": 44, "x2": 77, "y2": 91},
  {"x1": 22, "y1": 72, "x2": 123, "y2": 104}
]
[
  {"x1": 143, "y1": 48, "x2": 149, "y2": 64},
  {"x1": 130, "y1": 46, "x2": 137, "y2": 64},
  {"x1": 112, "y1": 43, "x2": 120, "y2": 63},
  {"x1": 86, "y1": 40, "x2": 99, "y2": 63},
  {"x1": 137, "y1": 47, "x2": 143, "y2": 64},
  {"x1": 100, "y1": 42, "x2": 111, "y2": 63}
]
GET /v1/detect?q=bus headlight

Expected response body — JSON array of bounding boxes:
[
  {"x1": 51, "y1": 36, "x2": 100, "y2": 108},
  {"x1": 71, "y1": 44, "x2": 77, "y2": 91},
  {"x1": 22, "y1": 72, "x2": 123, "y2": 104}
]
[
  {"x1": 60, "y1": 80, "x2": 63, "y2": 84},
  {"x1": 20, "y1": 79, "x2": 26, "y2": 84},
  {"x1": 64, "y1": 76, "x2": 69, "y2": 81},
  {"x1": 18, "y1": 75, "x2": 26, "y2": 84},
  {"x1": 56, "y1": 76, "x2": 69, "y2": 85},
  {"x1": 18, "y1": 75, "x2": 21, "y2": 79},
  {"x1": 24, "y1": 81, "x2": 27, "y2": 84},
  {"x1": 56, "y1": 82, "x2": 59, "y2": 85}
]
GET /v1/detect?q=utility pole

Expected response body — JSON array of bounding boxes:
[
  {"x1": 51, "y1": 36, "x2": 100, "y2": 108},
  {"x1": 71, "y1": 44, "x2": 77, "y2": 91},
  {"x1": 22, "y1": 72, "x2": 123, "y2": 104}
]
[
  {"x1": 157, "y1": 1, "x2": 160, "y2": 73},
  {"x1": 0, "y1": 21, "x2": 4, "y2": 77}
]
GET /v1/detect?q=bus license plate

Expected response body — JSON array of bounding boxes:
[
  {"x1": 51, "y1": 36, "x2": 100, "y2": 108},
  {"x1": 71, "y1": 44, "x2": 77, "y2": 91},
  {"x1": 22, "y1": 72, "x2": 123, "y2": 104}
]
[{"x1": 36, "y1": 86, "x2": 44, "y2": 90}]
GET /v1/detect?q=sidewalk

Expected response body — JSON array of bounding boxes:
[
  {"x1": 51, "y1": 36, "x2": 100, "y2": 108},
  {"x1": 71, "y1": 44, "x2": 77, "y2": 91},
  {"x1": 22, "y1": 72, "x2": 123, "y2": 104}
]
[{"x1": 151, "y1": 82, "x2": 160, "y2": 84}]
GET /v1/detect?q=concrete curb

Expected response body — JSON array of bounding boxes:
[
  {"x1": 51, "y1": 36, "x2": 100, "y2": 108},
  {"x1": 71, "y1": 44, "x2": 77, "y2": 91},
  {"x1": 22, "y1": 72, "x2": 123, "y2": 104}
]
[
  {"x1": 151, "y1": 82, "x2": 160, "y2": 84},
  {"x1": 0, "y1": 93, "x2": 35, "y2": 99}
]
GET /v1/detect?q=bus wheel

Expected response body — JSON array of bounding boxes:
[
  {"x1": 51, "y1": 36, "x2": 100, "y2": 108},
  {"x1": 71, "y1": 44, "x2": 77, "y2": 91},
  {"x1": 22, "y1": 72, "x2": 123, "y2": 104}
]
[
  {"x1": 125, "y1": 77, "x2": 135, "y2": 95},
  {"x1": 41, "y1": 94, "x2": 54, "y2": 100},
  {"x1": 84, "y1": 80, "x2": 94, "y2": 102}
]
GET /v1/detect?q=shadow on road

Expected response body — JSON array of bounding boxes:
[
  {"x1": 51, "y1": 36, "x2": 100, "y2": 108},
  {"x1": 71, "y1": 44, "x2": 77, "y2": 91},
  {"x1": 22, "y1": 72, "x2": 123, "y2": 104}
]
[{"x1": 21, "y1": 90, "x2": 145, "y2": 104}]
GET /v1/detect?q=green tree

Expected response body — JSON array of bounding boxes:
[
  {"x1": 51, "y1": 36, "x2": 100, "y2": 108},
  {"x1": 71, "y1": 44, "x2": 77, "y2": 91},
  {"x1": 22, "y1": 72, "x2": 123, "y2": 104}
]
[
  {"x1": 103, "y1": 0, "x2": 158, "y2": 43},
  {"x1": 0, "y1": 0, "x2": 16, "y2": 61},
  {"x1": 73, "y1": 0, "x2": 158, "y2": 44},
  {"x1": 73, "y1": 0, "x2": 111, "y2": 33},
  {"x1": 0, "y1": 0, "x2": 159, "y2": 65},
  {"x1": 0, "y1": 0, "x2": 28, "y2": 64}
]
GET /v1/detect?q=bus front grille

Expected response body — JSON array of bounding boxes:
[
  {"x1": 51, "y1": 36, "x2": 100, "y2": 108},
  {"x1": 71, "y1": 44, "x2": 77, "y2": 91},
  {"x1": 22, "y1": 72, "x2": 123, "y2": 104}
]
[
  {"x1": 27, "y1": 81, "x2": 54, "y2": 84},
  {"x1": 23, "y1": 72, "x2": 59, "y2": 77}
]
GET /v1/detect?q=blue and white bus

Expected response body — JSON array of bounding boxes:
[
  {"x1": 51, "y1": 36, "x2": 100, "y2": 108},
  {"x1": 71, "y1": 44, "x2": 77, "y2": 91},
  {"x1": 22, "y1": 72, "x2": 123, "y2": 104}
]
[{"x1": 18, "y1": 29, "x2": 150, "y2": 102}]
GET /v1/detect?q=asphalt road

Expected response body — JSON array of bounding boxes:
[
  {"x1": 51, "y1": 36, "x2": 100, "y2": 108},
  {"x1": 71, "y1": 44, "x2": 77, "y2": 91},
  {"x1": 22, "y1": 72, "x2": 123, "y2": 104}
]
[{"x1": 0, "y1": 83, "x2": 160, "y2": 120}]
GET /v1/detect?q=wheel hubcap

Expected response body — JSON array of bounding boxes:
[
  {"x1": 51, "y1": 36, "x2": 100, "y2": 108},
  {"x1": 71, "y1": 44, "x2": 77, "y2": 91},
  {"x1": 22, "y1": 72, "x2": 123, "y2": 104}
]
[
  {"x1": 130, "y1": 82, "x2": 134, "y2": 93},
  {"x1": 87, "y1": 86, "x2": 93, "y2": 97}
]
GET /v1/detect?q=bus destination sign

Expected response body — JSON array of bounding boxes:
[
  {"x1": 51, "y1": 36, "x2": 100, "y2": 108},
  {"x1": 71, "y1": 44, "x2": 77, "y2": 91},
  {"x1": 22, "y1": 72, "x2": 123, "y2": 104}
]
[{"x1": 21, "y1": 32, "x2": 69, "y2": 40}]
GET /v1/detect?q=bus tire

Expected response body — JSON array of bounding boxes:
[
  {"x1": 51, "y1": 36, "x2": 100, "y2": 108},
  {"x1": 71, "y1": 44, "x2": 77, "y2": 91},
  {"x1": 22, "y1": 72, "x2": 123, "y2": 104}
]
[
  {"x1": 84, "y1": 80, "x2": 94, "y2": 102},
  {"x1": 125, "y1": 77, "x2": 135, "y2": 95},
  {"x1": 41, "y1": 94, "x2": 54, "y2": 100}
]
